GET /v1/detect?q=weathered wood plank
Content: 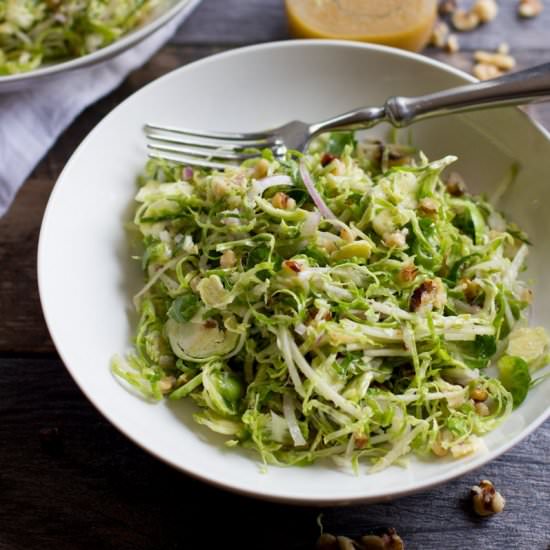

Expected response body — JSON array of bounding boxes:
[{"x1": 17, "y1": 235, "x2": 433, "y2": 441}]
[
  {"x1": 0, "y1": 357, "x2": 548, "y2": 550},
  {"x1": 172, "y1": 0, "x2": 290, "y2": 45}
]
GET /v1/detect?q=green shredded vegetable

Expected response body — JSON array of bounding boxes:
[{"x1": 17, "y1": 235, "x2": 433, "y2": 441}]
[
  {"x1": 112, "y1": 133, "x2": 549, "y2": 472},
  {"x1": 0, "y1": 0, "x2": 164, "y2": 75}
]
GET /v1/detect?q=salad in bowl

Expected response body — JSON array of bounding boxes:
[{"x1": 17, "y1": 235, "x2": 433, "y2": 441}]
[{"x1": 113, "y1": 132, "x2": 549, "y2": 473}]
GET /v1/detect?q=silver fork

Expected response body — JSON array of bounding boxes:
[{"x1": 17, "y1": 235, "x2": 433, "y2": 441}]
[{"x1": 145, "y1": 62, "x2": 550, "y2": 170}]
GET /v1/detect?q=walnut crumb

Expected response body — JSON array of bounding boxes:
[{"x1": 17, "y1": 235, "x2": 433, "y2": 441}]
[
  {"x1": 271, "y1": 191, "x2": 296, "y2": 210},
  {"x1": 471, "y1": 480, "x2": 506, "y2": 516},
  {"x1": 418, "y1": 197, "x2": 439, "y2": 216},
  {"x1": 282, "y1": 259, "x2": 302, "y2": 273},
  {"x1": 220, "y1": 249, "x2": 236, "y2": 268},
  {"x1": 518, "y1": 0, "x2": 543, "y2": 18},
  {"x1": 473, "y1": 62, "x2": 503, "y2": 81},
  {"x1": 439, "y1": 0, "x2": 457, "y2": 16},
  {"x1": 452, "y1": 9, "x2": 480, "y2": 31},
  {"x1": 410, "y1": 278, "x2": 447, "y2": 313},
  {"x1": 473, "y1": 0, "x2": 498, "y2": 22},
  {"x1": 445, "y1": 171, "x2": 467, "y2": 196},
  {"x1": 430, "y1": 20, "x2": 449, "y2": 48},
  {"x1": 471, "y1": 386, "x2": 489, "y2": 402},
  {"x1": 446, "y1": 34, "x2": 460, "y2": 53},
  {"x1": 253, "y1": 158, "x2": 269, "y2": 179},
  {"x1": 474, "y1": 50, "x2": 516, "y2": 71},
  {"x1": 399, "y1": 264, "x2": 418, "y2": 284}
]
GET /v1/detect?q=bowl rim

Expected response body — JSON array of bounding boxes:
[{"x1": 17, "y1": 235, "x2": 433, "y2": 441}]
[
  {"x1": 0, "y1": 0, "x2": 200, "y2": 87},
  {"x1": 38, "y1": 39, "x2": 550, "y2": 506}
]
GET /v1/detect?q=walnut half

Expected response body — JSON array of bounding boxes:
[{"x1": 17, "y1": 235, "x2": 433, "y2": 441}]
[{"x1": 471, "y1": 480, "x2": 506, "y2": 516}]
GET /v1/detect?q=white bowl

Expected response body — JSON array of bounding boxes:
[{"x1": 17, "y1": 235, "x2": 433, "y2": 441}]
[
  {"x1": 38, "y1": 40, "x2": 550, "y2": 505},
  {"x1": 0, "y1": 0, "x2": 199, "y2": 93}
]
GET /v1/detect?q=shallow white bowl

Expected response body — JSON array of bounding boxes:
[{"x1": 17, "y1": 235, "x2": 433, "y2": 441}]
[
  {"x1": 38, "y1": 40, "x2": 550, "y2": 505},
  {"x1": 0, "y1": 0, "x2": 199, "y2": 93}
]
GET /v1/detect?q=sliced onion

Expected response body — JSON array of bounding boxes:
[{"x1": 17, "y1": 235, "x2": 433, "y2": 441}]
[
  {"x1": 276, "y1": 328, "x2": 305, "y2": 397},
  {"x1": 283, "y1": 393, "x2": 307, "y2": 447},
  {"x1": 222, "y1": 217, "x2": 240, "y2": 226},
  {"x1": 270, "y1": 411, "x2": 288, "y2": 443},
  {"x1": 247, "y1": 175, "x2": 292, "y2": 202},
  {"x1": 182, "y1": 166, "x2": 194, "y2": 181},
  {"x1": 299, "y1": 158, "x2": 336, "y2": 219},
  {"x1": 301, "y1": 211, "x2": 321, "y2": 237},
  {"x1": 286, "y1": 330, "x2": 362, "y2": 419}
]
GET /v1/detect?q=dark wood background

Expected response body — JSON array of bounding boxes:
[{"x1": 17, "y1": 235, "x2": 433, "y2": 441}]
[{"x1": 1, "y1": 1, "x2": 548, "y2": 548}]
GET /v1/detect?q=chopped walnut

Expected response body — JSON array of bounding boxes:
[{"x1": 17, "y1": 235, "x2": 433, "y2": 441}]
[
  {"x1": 471, "y1": 480, "x2": 506, "y2": 516},
  {"x1": 211, "y1": 175, "x2": 229, "y2": 199},
  {"x1": 220, "y1": 249, "x2": 237, "y2": 268},
  {"x1": 475, "y1": 401, "x2": 490, "y2": 416},
  {"x1": 271, "y1": 191, "x2": 296, "y2": 210},
  {"x1": 518, "y1": 0, "x2": 543, "y2": 18},
  {"x1": 383, "y1": 230, "x2": 408, "y2": 249},
  {"x1": 336, "y1": 537, "x2": 356, "y2": 550},
  {"x1": 321, "y1": 152, "x2": 337, "y2": 167},
  {"x1": 445, "y1": 171, "x2": 467, "y2": 196},
  {"x1": 282, "y1": 259, "x2": 303, "y2": 273},
  {"x1": 474, "y1": 51, "x2": 516, "y2": 71},
  {"x1": 253, "y1": 158, "x2": 269, "y2": 179},
  {"x1": 470, "y1": 386, "x2": 489, "y2": 402},
  {"x1": 519, "y1": 287, "x2": 533, "y2": 304},
  {"x1": 399, "y1": 263, "x2": 418, "y2": 284},
  {"x1": 340, "y1": 227, "x2": 355, "y2": 243},
  {"x1": 432, "y1": 439, "x2": 448, "y2": 457},
  {"x1": 360, "y1": 536, "x2": 386, "y2": 550},
  {"x1": 410, "y1": 278, "x2": 447, "y2": 313},
  {"x1": 316, "y1": 533, "x2": 338, "y2": 549},
  {"x1": 439, "y1": 0, "x2": 457, "y2": 16},
  {"x1": 430, "y1": 20, "x2": 449, "y2": 48},
  {"x1": 452, "y1": 9, "x2": 480, "y2": 31},
  {"x1": 450, "y1": 437, "x2": 479, "y2": 458},
  {"x1": 329, "y1": 159, "x2": 346, "y2": 176},
  {"x1": 158, "y1": 376, "x2": 176, "y2": 394},
  {"x1": 446, "y1": 34, "x2": 460, "y2": 53},
  {"x1": 418, "y1": 197, "x2": 439, "y2": 217},
  {"x1": 432, "y1": 429, "x2": 452, "y2": 457},
  {"x1": 473, "y1": 62, "x2": 503, "y2": 81},
  {"x1": 460, "y1": 278, "x2": 481, "y2": 303},
  {"x1": 473, "y1": 0, "x2": 498, "y2": 23},
  {"x1": 381, "y1": 529, "x2": 404, "y2": 550},
  {"x1": 360, "y1": 529, "x2": 404, "y2": 550}
]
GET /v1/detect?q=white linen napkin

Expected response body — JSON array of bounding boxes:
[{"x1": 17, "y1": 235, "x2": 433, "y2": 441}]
[{"x1": 0, "y1": 0, "x2": 201, "y2": 217}]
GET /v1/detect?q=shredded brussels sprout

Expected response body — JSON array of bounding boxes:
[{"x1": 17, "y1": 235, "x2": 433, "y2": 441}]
[
  {"x1": 0, "y1": 0, "x2": 165, "y2": 75},
  {"x1": 112, "y1": 132, "x2": 549, "y2": 472}
]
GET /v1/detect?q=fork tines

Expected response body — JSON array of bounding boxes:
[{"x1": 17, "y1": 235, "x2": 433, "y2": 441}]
[{"x1": 144, "y1": 123, "x2": 276, "y2": 170}]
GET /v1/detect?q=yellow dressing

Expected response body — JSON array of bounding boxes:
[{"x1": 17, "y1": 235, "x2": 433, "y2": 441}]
[{"x1": 285, "y1": 0, "x2": 438, "y2": 52}]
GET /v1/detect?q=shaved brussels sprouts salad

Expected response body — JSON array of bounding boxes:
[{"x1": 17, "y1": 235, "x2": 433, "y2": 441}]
[
  {"x1": 113, "y1": 132, "x2": 549, "y2": 472},
  {"x1": 0, "y1": 0, "x2": 165, "y2": 75}
]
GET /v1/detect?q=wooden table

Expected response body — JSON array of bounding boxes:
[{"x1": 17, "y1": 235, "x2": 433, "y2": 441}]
[{"x1": 1, "y1": 2, "x2": 549, "y2": 548}]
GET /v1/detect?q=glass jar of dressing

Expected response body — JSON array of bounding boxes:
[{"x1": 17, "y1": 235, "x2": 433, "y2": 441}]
[{"x1": 285, "y1": 0, "x2": 438, "y2": 52}]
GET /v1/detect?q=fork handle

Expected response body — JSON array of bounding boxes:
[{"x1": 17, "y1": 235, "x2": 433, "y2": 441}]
[{"x1": 384, "y1": 62, "x2": 550, "y2": 127}]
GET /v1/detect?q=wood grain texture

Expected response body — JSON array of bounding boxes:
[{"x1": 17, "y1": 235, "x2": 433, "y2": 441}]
[
  {"x1": 1, "y1": 1, "x2": 550, "y2": 548},
  {"x1": 0, "y1": 358, "x2": 548, "y2": 550}
]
